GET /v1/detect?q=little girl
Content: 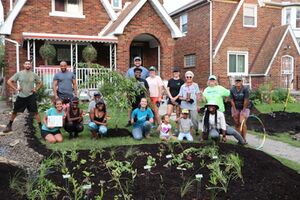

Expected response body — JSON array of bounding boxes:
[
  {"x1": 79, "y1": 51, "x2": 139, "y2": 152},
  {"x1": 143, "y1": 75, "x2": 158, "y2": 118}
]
[{"x1": 157, "y1": 114, "x2": 172, "y2": 141}]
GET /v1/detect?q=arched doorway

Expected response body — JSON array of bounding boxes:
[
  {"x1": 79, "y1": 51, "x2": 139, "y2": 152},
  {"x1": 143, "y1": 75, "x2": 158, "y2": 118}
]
[{"x1": 130, "y1": 34, "x2": 161, "y2": 74}]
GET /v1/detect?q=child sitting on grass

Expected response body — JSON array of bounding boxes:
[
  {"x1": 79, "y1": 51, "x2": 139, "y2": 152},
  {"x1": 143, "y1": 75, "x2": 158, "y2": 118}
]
[
  {"x1": 157, "y1": 114, "x2": 172, "y2": 141},
  {"x1": 175, "y1": 109, "x2": 193, "y2": 142}
]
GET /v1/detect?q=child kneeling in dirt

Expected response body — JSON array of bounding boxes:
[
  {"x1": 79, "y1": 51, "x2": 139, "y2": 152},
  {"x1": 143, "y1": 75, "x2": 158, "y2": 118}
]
[
  {"x1": 157, "y1": 114, "x2": 173, "y2": 141},
  {"x1": 201, "y1": 101, "x2": 245, "y2": 144},
  {"x1": 41, "y1": 98, "x2": 65, "y2": 144},
  {"x1": 176, "y1": 109, "x2": 193, "y2": 142}
]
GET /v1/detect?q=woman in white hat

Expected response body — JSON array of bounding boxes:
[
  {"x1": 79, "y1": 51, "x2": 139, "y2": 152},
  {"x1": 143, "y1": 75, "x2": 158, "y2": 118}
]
[{"x1": 202, "y1": 101, "x2": 245, "y2": 144}]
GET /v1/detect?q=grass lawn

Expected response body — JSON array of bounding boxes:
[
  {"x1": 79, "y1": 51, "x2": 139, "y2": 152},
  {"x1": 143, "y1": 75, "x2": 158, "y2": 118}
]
[
  {"x1": 255, "y1": 102, "x2": 300, "y2": 113},
  {"x1": 272, "y1": 155, "x2": 300, "y2": 173}
]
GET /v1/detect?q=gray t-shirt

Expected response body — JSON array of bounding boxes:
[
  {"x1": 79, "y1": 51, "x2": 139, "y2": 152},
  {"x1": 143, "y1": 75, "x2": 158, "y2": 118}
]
[
  {"x1": 178, "y1": 83, "x2": 200, "y2": 111},
  {"x1": 10, "y1": 70, "x2": 41, "y2": 98},
  {"x1": 53, "y1": 71, "x2": 75, "y2": 96},
  {"x1": 88, "y1": 101, "x2": 96, "y2": 113},
  {"x1": 179, "y1": 118, "x2": 193, "y2": 133}
]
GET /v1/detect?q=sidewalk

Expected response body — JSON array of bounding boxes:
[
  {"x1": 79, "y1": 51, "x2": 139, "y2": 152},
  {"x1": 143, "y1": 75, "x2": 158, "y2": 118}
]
[{"x1": 159, "y1": 102, "x2": 300, "y2": 165}]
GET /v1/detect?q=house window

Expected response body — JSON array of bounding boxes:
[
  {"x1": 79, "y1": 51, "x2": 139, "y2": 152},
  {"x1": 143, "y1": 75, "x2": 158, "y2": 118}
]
[
  {"x1": 184, "y1": 54, "x2": 196, "y2": 68},
  {"x1": 112, "y1": 0, "x2": 122, "y2": 9},
  {"x1": 281, "y1": 55, "x2": 294, "y2": 87},
  {"x1": 50, "y1": 0, "x2": 84, "y2": 18},
  {"x1": 285, "y1": 8, "x2": 291, "y2": 25},
  {"x1": 296, "y1": 9, "x2": 300, "y2": 28},
  {"x1": 243, "y1": 4, "x2": 257, "y2": 27},
  {"x1": 180, "y1": 14, "x2": 188, "y2": 34},
  {"x1": 228, "y1": 51, "x2": 248, "y2": 75}
]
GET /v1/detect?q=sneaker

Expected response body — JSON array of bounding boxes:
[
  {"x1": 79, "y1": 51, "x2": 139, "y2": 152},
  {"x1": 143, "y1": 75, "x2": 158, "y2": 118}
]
[
  {"x1": 3, "y1": 125, "x2": 12, "y2": 133},
  {"x1": 125, "y1": 120, "x2": 131, "y2": 127}
]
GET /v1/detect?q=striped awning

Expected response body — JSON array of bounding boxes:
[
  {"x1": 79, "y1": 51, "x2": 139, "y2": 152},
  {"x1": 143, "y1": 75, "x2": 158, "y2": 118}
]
[{"x1": 22, "y1": 32, "x2": 118, "y2": 43}]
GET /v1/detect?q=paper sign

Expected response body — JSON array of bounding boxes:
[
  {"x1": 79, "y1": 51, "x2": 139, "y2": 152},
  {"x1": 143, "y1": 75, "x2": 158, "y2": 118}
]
[
  {"x1": 82, "y1": 184, "x2": 92, "y2": 190},
  {"x1": 212, "y1": 155, "x2": 218, "y2": 160},
  {"x1": 62, "y1": 174, "x2": 70, "y2": 179},
  {"x1": 166, "y1": 154, "x2": 172, "y2": 159},
  {"x1": 144, "y1": 165, "x2": 152, "y2": 170},
  {"x1": 47, "y1": 116, "x2": 63, "y2": 127},
  {"x1": 195, "y1": 174, "x2": 203, "y2": 179}
]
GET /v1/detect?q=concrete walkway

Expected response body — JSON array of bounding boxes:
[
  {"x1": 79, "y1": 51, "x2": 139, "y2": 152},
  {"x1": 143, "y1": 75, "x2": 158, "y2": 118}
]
[{"x1": 159, "y1": 102, "x2": 300, "y2": 165}]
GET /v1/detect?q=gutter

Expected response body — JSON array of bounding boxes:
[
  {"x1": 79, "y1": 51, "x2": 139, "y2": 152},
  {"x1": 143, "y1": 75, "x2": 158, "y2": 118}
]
[
  {"x1": 4, "y1": 38, "x2": 20, "y2": 73},
  {"x1": 209, "y1": 0, "x2": 212, "y2": 75}
]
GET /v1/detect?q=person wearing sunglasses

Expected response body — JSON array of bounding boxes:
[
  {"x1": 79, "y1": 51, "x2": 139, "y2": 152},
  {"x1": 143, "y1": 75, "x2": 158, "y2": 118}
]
[{"x1": 178, "y1": 71, "x2": 201, "y2": 135}]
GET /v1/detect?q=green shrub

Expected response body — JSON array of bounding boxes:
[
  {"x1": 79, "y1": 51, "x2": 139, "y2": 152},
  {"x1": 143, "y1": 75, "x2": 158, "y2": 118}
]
[
  {"x1": 77, "y1": 62, "x2": 104, "y2": 68},
  {"x1": 39, "y1": 44, "x2": 56, "y2": 65},
  {"x1": 82, "y1": 45, "x2": 97, "y2": 63},
  {"x1": 0, "y1": 44, "x2": 5, "y2": 69}
]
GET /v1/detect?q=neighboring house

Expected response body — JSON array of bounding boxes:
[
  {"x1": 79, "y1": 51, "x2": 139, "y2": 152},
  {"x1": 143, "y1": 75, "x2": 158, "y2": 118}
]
[
  {"x1": 0, "y1": 0, "x2": 182, "y2": 93},
  {"x1": 171, "y1": 0, "x2": 300, "y2": 90}
]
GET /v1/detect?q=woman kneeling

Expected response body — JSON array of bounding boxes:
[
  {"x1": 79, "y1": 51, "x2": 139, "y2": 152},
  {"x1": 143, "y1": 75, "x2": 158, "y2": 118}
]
[
  {"x1": 41, "y1": 98, "x2": 65, "y2": 143},
  {"x1": 88, "y1": 100, "x2": 108, "y2": 138}
]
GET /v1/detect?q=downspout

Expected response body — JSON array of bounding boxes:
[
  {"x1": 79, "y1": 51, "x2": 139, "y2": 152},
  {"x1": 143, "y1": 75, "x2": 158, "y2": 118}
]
[
  {"x1": 4, "y1": 38, "x2": 20, "y2": 73},
  {"x1": 209, "y1": 0, "x2": 212, "y2": 75}
]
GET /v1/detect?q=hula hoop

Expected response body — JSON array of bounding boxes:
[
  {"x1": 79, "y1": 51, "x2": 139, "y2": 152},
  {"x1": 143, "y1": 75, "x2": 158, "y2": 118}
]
[{"x1": 240, "y1": 115, "x2": 266, "y2": 150}]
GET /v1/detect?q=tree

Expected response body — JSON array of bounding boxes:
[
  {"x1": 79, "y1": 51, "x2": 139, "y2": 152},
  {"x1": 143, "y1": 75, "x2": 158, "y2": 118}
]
[
  {"x1": 82, "y1": 45, "x2": 97, "y2": 67},
  {"x1": 39, "y1": 43, "x2": 56, "y2": 66}
]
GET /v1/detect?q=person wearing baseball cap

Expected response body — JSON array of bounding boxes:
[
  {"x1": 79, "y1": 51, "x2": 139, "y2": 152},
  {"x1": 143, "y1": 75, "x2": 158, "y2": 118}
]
[
  {"x1": 88, "y1": 91, "x2": 103, "y2": 114},
  {"x1": 203, "y1": 74, "x2": 230, "y2": 113},
  {"x1": 167, "y1": 66, "x2": 184, "y2": 119},
  {"x1": 126, "y1": 56, "x2": 149, "y2": 79},
  {"x1": 201, "y1": 101, "x2": 245, "y2": 144},
  {"x1": 178, "y1": 70, "x2": 201, "y2": 135},
  {"x1": 175, "y1": 108, "x2": 194, "y2": 142},
  {"x1": 230, "y1": 75, "x2": 249, "y2": 143}
]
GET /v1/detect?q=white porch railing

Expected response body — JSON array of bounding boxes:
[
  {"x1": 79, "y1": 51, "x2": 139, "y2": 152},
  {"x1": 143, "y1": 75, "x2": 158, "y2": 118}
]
[{"x1": 34, "y1": 66, "x2": 111, "y2": 91}]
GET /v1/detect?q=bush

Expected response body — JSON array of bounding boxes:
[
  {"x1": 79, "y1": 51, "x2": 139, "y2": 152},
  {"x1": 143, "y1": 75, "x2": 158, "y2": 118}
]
[
  {"x1": 77, "y1": 62, "x2": 104, "y2": 68},
  {"x1": 39, "y1": 44, "x2": 56, "y2": 65},
  {"x1": 0, "y1": 44, "x2": 5, "y2": 69},
  {"x1": 82, "y1": 45, "x2": 97, "y2": 63}
]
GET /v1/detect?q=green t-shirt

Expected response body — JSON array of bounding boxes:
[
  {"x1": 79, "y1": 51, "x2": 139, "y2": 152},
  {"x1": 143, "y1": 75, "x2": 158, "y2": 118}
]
[
  {"x1": 203, "y1": 85, "x2": 230, "y2": 112},
  {"x1": 10, "y1": 70, "x2": 41, "y2": 97}
]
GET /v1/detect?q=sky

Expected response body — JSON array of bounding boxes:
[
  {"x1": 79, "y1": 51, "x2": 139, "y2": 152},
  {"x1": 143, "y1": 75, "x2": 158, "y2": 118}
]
[{"x1": 163, "y1": 0, "x2": 195, "y2": 13}]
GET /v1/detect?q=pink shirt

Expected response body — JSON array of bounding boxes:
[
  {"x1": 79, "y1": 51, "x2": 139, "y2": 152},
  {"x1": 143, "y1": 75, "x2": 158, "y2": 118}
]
[{"x1": 146, "y1": 76, "x2": 164, "y2": 97}]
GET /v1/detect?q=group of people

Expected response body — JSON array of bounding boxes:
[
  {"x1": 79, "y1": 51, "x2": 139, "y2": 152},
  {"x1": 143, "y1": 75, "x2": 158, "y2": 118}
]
[{"x1": 3, "y1": 58, "x2": 250, "y2": 145}]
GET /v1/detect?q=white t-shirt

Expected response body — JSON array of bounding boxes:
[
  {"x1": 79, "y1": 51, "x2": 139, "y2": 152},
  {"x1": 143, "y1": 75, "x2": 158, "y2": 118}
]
[
  {"x1": 160, "y1": 123, "x2": 172, "y2": 138},
  {"x1": 202, "y1": 110, "x2": 226, "y2": 132},
  {"x1": 146, "y1": 76, "x2": 164, "y2": 97}
]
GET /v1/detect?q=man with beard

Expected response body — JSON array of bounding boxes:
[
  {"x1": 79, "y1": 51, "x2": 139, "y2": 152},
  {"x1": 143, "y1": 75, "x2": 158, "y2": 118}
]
[
  {"x1": 53, "y1": 61, "x2": 77, "y2": 103},
  {"x1": 3, "y1": 60, "x2": 43, "y2": 133}
]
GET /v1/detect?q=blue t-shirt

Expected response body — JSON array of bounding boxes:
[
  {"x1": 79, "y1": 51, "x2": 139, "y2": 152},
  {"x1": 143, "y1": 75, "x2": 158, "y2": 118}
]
[
  {"x1": 126, "y1": 66, "x2": 149, "y2": 79},
  {"x1": 42, "y1": 107, "x2": 65, "y2": 132},
  {"x1": 131, "y1": 108, "x2": 154, "y2": 127},
  {"x1": 53, "y1": 71, "x2": 75, "y2": 96}
]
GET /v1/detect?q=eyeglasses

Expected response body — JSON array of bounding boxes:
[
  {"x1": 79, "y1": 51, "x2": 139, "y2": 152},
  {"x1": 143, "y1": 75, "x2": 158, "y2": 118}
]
[{"x1": 186, "y1": 76, "x2": 192, "y2": 79}]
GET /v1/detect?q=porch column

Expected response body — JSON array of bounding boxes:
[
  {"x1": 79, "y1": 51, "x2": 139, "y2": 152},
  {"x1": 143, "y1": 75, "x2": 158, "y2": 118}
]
[
  {"x1": 110, "y1": 43, "x2": 117, "y2": 71},
  {"x1": 27, "y1": 40, "x2": 36, "y2": 71},
  {"x1": 158, "y1": 45, "x2": 161, "y2": 76},
  {"x1": 70, "y1": 43, "x2": 78, "y2": 72}
]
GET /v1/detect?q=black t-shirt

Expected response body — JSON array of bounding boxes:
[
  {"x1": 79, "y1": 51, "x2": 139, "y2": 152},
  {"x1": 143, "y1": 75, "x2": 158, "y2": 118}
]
[
  {"x1": 230, "y1": 86, "x2": 249, "y2": 110},
  {"x1": 167, "y1": 78, "x2": 185, "y2": 97}
]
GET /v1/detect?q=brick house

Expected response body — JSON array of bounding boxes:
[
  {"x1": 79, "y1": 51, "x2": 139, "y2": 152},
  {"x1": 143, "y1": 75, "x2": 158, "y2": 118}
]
[
  {"x1": 0, "y1": 0, "x2": 182, "y2": 93},
  {"x1": 171, "y1": 0, "x2": 300, "y2": 90}
]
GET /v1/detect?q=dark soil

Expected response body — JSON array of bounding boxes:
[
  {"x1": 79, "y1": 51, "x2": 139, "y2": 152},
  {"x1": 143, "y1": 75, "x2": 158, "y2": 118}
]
[
  {"x1": 106, "y1": 128, "x2": 132, "y2": 137},
  {"x1": 2, "y1": 115, "x2": 300, "y2": 200}
]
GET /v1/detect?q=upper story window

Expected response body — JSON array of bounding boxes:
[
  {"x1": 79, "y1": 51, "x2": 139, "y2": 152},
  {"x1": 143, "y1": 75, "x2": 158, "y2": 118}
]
[
  {"x1": 50, "y1": 0, "x2": 85, "y2": 18},
  {"x1": 228, "y1": 51, "x2": 248, "y2": 75},
  {"x1": 296, "y1": 9, "x2": 300, "y2": 28},
  {"x1": 180, "y1": 14, "x2": 188, "y2": 34},
  {"x1": 285, "y1": 8, "x2": 291, "y2": 25},
  {"x1": 112, "y1": 0, "x2": 122, "y2": 10},
  {"x1": 184, "y1": 54, "x2": 196, "y2": 68},
  {"x1": 243, "y1": 4, "x2": 257, "y2": 27}
]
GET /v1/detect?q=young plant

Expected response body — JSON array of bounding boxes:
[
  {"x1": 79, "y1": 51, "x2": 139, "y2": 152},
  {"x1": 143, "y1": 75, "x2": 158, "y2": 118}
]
[
  {"x1": 124, "y1": 146, "x2": 140, "y2": 159},
  {"x1": 89, "y1": 147, "x2": 104, "y2": 161},
  {"x1": 180, "y1": 178, "x2": 196, "y2": 198},
  {"x1": 146, "y1": 155, "x2": 156, "y2": 168},
  {"x1": 68, "y1": 148, "x2": 79, "y2": 162},
  {"x1": 224, "y1": 153, "x2": 244, "y2": 182}
]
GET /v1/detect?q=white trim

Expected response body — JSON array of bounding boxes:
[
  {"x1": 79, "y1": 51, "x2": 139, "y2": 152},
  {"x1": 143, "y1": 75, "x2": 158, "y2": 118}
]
[
  {"x1": 179, "y1": 13, "x2": 188, "y2": 34},
  {"x1": 112, "y1": 0, "x2": 183, "y2": 38},
  {"x1": 227, "y1": 51, "x2": 249, "y2": 76},
  {"x1": 213, "y1": 0, "x2": 245, "y2": 58},
  {"x1": 0, "y1": 0, "x2": 27, "y2": 35},
  {"x1": 265, "y1": 26, "x2": 300, "y2": 75},
  {"x1": 49, "y1": 11, "x2": 85, "y2": 19},
  {"x1": 243, "y1": 4, "x2": 257, "y2": 28},
  {"x1": 281, "y1": 55, "x2": 294, "y2": 75},
  {"x1": 111, "y1": 0, "x2": 122, "y2": 10},
  {"x1": 209, "y1": 0, "x2": 212, "y2": 75},
  {"x1": 101, "y1": 0, "x2": 117, "y2": 21},
  {"x1": 169, "y1": 0, "x2": 204, "y2": 16},
  {"x1": 0, "y1": 1, "x2": 3, "y2": 25}
]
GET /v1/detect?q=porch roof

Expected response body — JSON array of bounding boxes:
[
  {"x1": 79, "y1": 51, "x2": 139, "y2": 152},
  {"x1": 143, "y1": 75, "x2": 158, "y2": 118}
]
[{"x1": 22, "y1": 32, "x2": 118, "y2": 43}]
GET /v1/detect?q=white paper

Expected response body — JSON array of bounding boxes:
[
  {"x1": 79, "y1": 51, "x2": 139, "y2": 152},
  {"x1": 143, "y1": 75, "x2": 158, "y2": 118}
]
[{"x1": 47, "y1": 116, "x2": 63, "y2": 127}]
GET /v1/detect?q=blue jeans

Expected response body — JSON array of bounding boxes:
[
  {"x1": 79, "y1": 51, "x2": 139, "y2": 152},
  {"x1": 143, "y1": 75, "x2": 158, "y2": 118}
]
[
  {"x1": 209, "y1": 126, "x2": 245, "y2": 144},
  {"x1": 132, "y1": 121, "x2": 152, "y2": 140},
  {"x1": 178, "y1": 132, "x2": 193, "y2": 142},
  {"x1": 88, "y1": 122, "x2": 108, "y2": 136}
]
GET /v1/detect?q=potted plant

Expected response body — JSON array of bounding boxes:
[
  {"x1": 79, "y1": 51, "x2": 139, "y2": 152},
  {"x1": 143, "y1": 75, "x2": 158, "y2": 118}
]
[
  {"x1": 82, "y1": 44, "x2": 97, "y2": 67},
  {"x1": 39, "y1": 43, "x2": 56, "y2": 66}
]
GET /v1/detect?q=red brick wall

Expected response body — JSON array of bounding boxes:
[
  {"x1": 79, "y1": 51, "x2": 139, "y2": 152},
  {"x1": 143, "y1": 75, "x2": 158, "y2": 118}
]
[
  {"x1": 213, "y1": 0, "x2": 282, "y2": 88},
  {"x1": 172, "y1": 3, "x2": 210, "y2": 89},
  {"x1": 116, "y1": 1, "x2": 175, "y2": 80}
]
